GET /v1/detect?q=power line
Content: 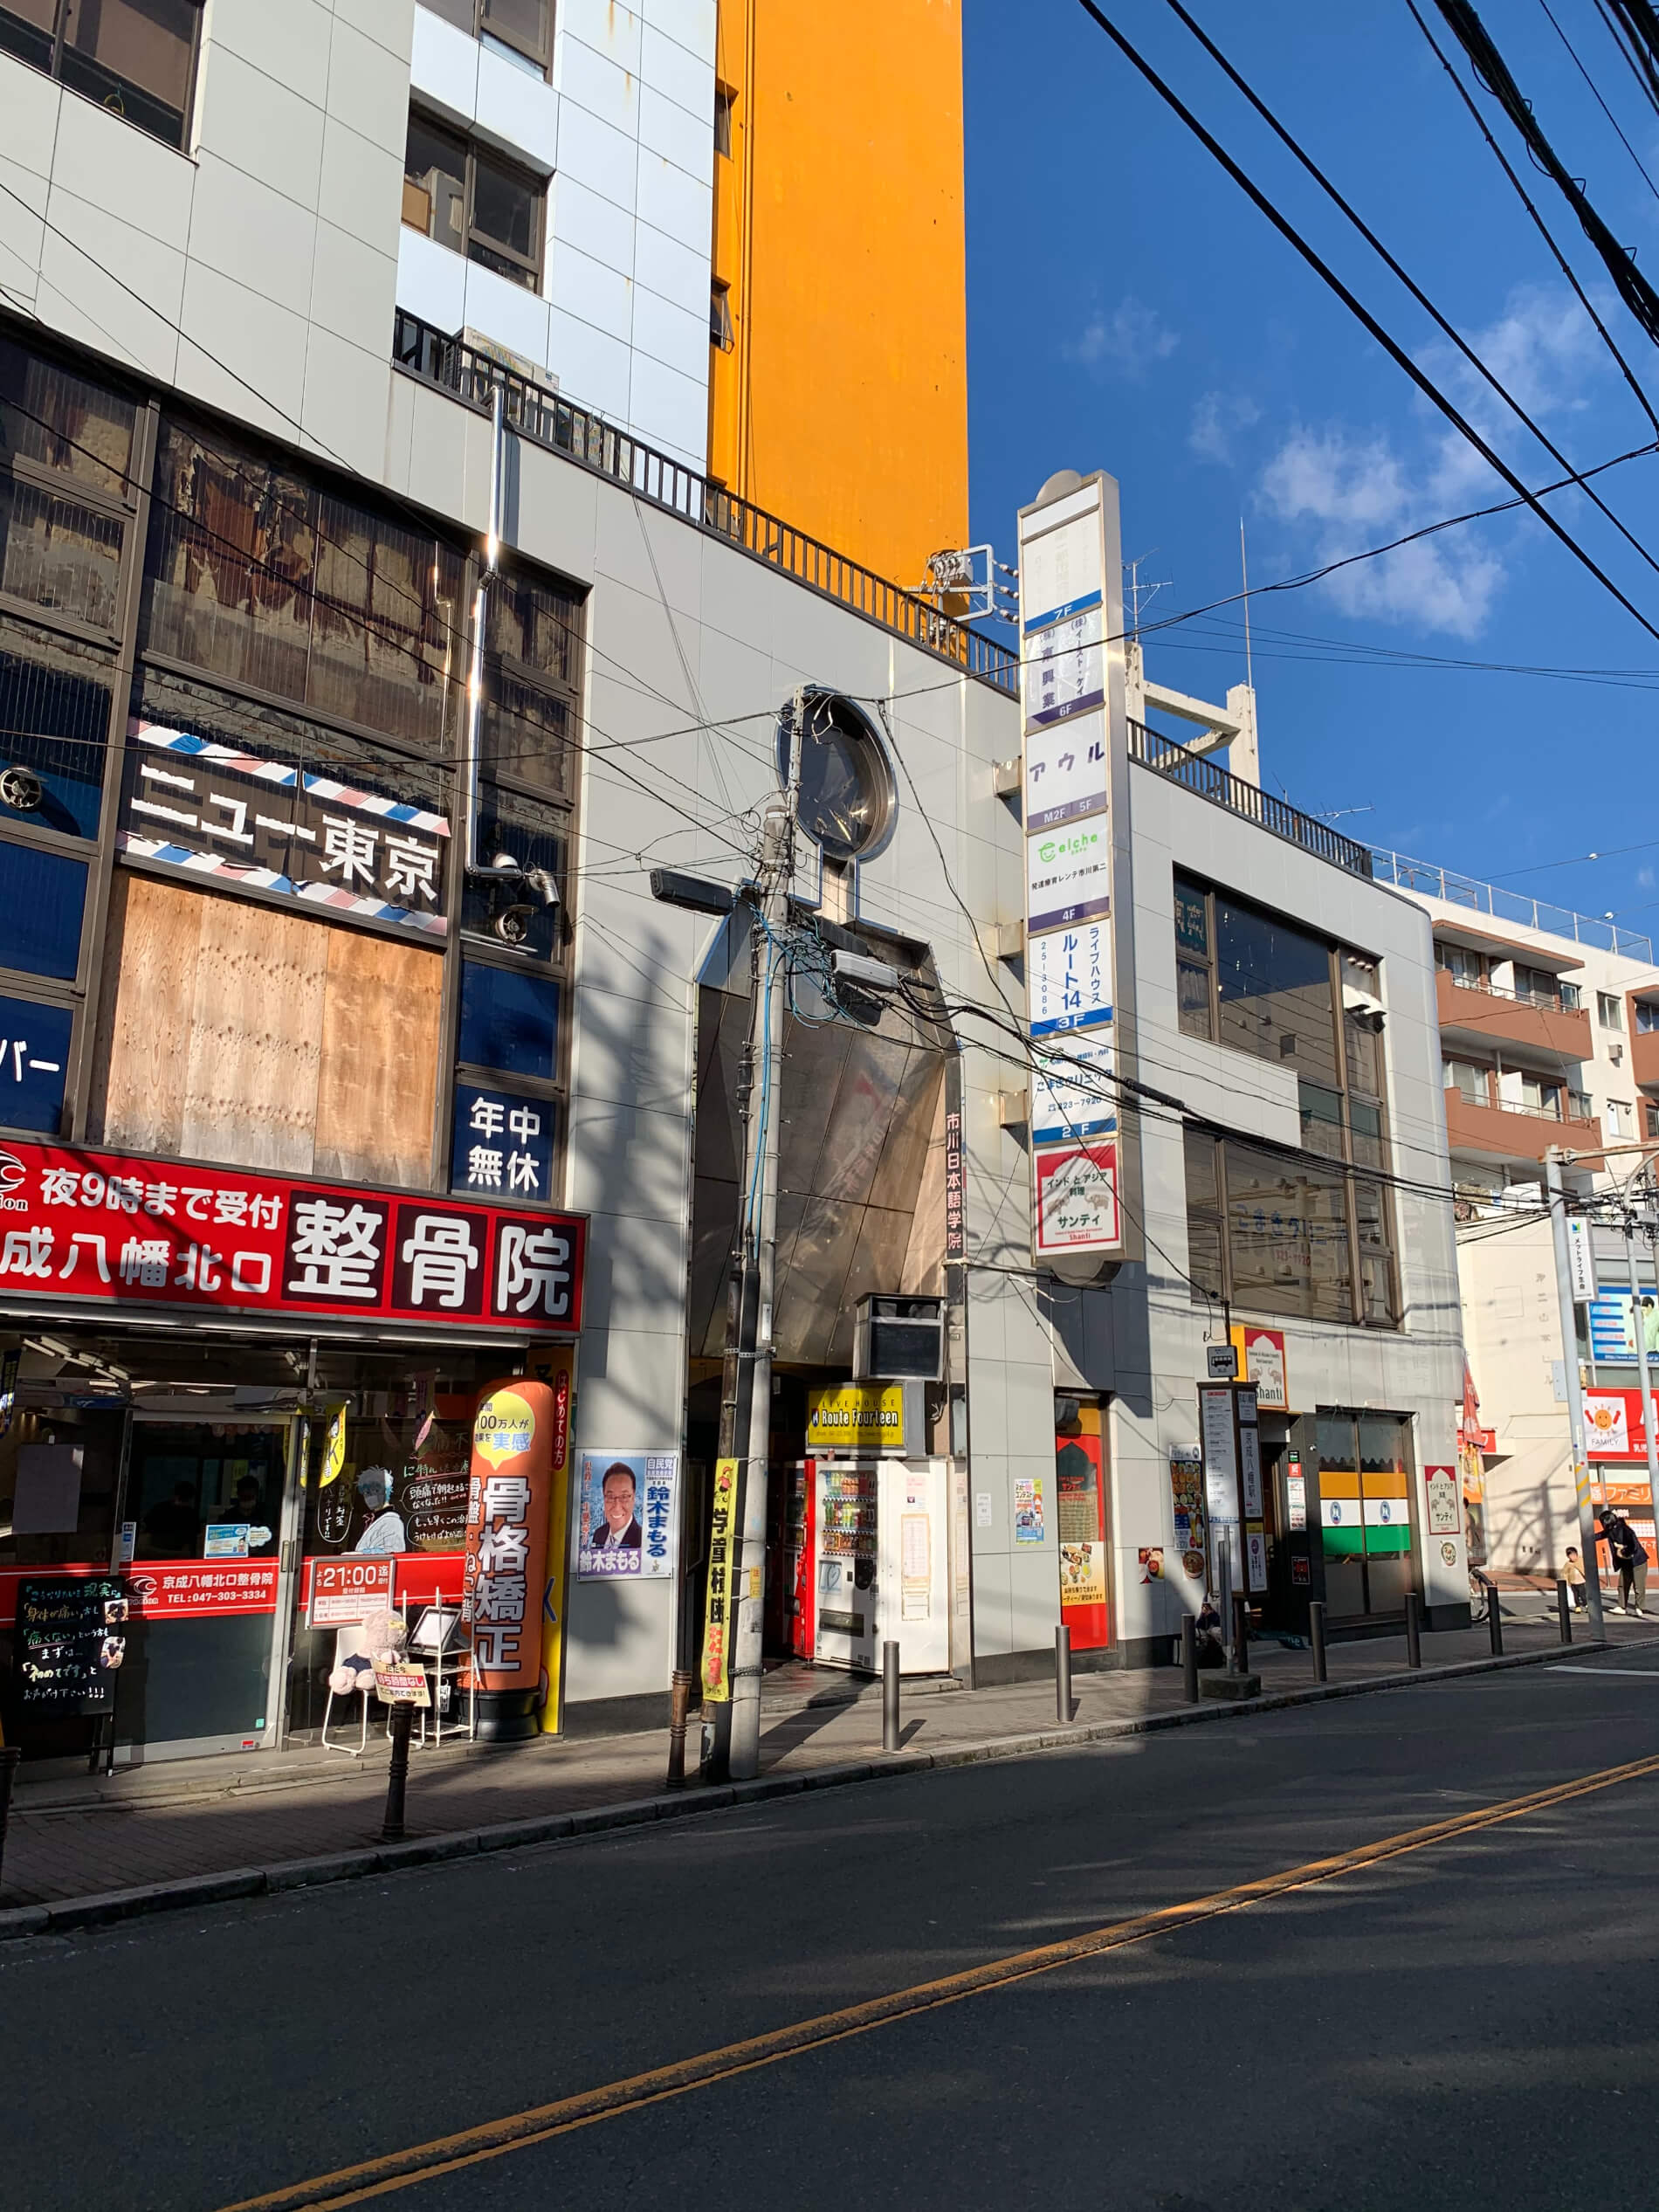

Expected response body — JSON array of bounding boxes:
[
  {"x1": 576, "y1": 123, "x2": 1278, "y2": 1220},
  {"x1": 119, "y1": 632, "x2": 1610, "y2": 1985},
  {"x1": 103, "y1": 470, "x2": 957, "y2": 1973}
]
[
  {"x1": 1408, "y1": 0, "x2": 1659, "y2": 435},
  {"x1": 1540, "y1": 0, "x2": 1659, "y2": 208},
  {"x1": 1159, "y1": 0, "x2": 1659, "y2": 575},
  {"x1": 1071, "y1": 0, "x2": 1659, "y2": 648}
]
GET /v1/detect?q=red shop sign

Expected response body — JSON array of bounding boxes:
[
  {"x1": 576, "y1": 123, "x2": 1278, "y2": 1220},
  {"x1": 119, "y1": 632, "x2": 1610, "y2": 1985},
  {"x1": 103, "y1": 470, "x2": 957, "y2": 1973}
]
[
  {"x1": 0, "y1": 1139, "x2": 585, "y2": 1335},
  {"x1": 126, "y1": 1561, "x2": 279, "y2": 1618}
]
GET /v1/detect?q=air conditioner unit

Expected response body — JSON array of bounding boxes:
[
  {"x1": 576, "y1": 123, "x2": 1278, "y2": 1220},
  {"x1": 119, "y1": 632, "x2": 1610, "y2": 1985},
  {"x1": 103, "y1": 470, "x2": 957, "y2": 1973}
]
[
  {"x1": 852, "y1": 1295, "x2": 945, "y2": 1382},
  {"x1": 1610, "y1": 1042, "x2": 1625, "y2": 1065}
]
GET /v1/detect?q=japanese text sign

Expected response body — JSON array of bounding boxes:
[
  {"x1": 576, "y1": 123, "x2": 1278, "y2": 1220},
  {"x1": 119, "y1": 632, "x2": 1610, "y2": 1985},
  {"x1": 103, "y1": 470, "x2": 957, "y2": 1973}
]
[
  {"x1": 0, "y1": 1137, "x2": 586, "y2": 1336},
  {"x1": 462, "y1": 1381, "x2": 554, "y2": 1693},
  {"x1": 700, "y1": 1457, "x2": 739, "y2": 1704},
  {"x1": 119, "y1": 721, "x2": 449, "y2": 938},
  {"x1": 451, "y1": 1082, "x2": 555, "y2": 1202}
]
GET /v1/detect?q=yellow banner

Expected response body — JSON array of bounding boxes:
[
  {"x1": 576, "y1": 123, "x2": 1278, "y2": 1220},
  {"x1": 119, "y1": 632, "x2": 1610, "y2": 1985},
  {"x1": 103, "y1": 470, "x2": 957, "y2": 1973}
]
[
  {"x1": 529, "y1": 1349, "x2": 575, "y2": 1734},
  {"x1": 806, "y1": 1383, "x2": 904, "y2": 1451},
  {"x1": 700, "y1": 1457, "x2": 740, "y2": 1704}
]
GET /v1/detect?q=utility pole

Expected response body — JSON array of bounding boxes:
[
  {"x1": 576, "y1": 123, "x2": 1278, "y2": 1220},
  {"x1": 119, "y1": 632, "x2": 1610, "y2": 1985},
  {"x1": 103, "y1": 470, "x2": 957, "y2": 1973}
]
[
  {"x1": 706, "y1": 688, "x2": 803, "y2": 1782},
  {"x1": 1626, "y1": 1180, "x2": 1659, "y2": 1604},
  {"x1": 1546, "y1": 1148, "x2": 1606, "y2": 1633}
]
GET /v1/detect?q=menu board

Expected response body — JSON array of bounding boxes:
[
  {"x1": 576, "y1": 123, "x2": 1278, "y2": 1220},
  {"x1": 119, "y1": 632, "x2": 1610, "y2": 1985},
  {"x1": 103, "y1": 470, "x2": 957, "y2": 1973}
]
[{"x1": 16, "y1": 1575, "x2": 127, "y2": 1715}]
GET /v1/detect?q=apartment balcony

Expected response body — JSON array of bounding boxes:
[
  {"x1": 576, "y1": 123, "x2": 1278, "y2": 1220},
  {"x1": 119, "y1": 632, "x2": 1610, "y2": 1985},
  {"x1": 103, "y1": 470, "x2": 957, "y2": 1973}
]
[
  {"x1": 1630, "y1": 1023, "x2": 1659, "y2": 1092},
  {"x1": 1435, "y1": 968, "x2": 1592, "y2": 1058},
  {"x1": 1443, "y1": 1087, "x2": 1602, "y2": 1166}
]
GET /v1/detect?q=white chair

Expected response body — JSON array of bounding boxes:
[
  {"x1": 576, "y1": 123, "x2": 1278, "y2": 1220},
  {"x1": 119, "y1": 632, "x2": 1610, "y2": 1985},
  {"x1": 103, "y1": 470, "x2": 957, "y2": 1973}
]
[{"x1": 320, "y1": 1626, "x2": 382, "y2": 1756}]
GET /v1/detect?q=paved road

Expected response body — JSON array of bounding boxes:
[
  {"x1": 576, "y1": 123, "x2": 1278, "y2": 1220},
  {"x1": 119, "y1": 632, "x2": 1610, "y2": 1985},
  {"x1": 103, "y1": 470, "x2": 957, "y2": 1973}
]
[{"x1": 5, "y1": 1651, "x2": 1659, "y2": 2211}]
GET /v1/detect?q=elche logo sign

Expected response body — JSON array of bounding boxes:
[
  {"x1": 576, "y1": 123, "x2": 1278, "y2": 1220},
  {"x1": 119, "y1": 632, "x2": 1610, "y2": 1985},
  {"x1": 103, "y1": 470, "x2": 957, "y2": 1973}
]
[
  {"x1": 475, "y1": 1389, "x2": 535, "y2": 1465},
  {"x1": 0, "y1": 1149, "x2": 26, "y2": 1209}
]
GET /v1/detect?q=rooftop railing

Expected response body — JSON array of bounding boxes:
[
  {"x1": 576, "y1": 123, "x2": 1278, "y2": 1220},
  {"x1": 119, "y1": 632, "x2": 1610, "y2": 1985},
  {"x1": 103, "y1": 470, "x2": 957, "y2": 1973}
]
[
  {"x1": 1128, "y1": 720, "x2": 1374, "y2": 879},
  {"x1": 1372, "y1": 848, "x2": 1655, "y2": 965},
  {"x1": 392, "y1": 310, "x2": 1019, "y2": 695}
]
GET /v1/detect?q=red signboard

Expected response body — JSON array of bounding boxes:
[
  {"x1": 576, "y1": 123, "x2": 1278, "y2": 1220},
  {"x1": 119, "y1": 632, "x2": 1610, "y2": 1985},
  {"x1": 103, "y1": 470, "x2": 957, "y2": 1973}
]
[
  {"x1": 0, "y1": 1138, "x2": 585, "y2": 1334},
  {"x1": 125, "y1": 1561, "x2": 279, "y2": 1618},
  {"x1": 306, "y1": 1555, "x2": 396, "y2": 1626}
]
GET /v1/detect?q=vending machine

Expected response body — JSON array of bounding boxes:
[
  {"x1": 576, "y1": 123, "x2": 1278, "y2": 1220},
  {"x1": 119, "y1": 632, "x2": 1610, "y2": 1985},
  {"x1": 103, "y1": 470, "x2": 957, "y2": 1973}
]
[{"x1": 812, "y1": 1457, "x2": 949, "y2": 1675}]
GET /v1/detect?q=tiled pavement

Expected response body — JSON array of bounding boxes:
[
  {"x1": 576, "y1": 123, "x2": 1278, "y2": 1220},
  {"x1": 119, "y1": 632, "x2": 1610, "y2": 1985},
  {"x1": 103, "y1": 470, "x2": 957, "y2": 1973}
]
[{"x1": 3, "y1": 1601, "x2": 1653, "y2": 1911}]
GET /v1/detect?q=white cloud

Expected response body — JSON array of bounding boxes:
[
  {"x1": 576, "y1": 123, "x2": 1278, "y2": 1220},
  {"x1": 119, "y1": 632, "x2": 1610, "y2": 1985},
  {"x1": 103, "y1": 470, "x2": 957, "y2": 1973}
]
[
  {"x1": 1189, "y1": 389, "x2": 1261, "y2": 465},
  {"x1": 1068, "y1": 296, "x2": 1179, "y2": 378},
  {"x1": 1253, "y1": 285, "x2": 1607, "y2": 638}
]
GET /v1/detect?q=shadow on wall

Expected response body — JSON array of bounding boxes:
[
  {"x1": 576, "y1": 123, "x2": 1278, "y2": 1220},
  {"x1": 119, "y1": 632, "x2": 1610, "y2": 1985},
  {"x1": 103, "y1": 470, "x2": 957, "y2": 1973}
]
[{"x1": 1484, "y1": 1451, "x2": 1575, "y2": 1577}]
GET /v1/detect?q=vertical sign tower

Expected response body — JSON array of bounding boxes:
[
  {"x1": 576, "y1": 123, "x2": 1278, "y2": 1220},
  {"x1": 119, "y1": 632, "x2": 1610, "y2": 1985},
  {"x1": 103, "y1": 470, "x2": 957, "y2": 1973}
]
[{"x1": 1018, "y1": 471, "x2": 1132, "y2": 1267}]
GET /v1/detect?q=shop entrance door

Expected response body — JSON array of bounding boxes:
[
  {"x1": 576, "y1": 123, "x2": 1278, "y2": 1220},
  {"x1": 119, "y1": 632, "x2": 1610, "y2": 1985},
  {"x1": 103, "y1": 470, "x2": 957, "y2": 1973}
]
[
  {"x1": 119, "y1": 1416, "x2": 303, "y2": 1756},
  {"x1": 1314, "y1": 1410, "x2": 1416, "y2": 1623}
]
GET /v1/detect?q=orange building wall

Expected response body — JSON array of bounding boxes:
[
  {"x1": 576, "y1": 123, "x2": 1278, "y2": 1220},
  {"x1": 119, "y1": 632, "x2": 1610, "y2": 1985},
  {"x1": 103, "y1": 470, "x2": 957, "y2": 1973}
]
[{"x1": 709, "y1": 0, "x2": 970, "y2": 594}]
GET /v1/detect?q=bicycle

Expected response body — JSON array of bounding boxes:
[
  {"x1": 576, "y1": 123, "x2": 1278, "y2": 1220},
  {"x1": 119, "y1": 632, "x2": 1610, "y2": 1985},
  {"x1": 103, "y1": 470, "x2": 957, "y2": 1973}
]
[{"x1": 1467, "y1": 1568, "x2": 1493, "y2": 1623}]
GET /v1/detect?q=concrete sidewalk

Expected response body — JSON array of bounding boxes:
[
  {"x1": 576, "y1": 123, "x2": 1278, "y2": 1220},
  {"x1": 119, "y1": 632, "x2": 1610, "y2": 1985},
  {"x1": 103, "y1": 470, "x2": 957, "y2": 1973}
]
[{"x1": 3, "y1": 1607, "x2": 1653, "y2": 1926}]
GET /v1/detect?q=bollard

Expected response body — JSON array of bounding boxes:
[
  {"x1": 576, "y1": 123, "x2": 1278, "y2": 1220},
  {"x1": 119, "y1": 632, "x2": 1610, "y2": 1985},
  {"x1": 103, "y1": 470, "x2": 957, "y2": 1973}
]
[
  {"x1": 1309, "y1": 1600, "x2": 1328, "y2": 1684},
  {"x1": 1230, "y1": 1590, "x2": 1249, "y2": 1678},
  {"x1": 380, "y1": 1703, "x2": 414, "y2": 1842},
  {"x1": 1487, "y1": 1576, "x2": 1504, "y2": 1657},
  {"x1": 664, "y1": 1666, "x2": 694, "y2": 1791},
  {"x1": 1055, "y1": 1623, "x2": 1073, "y2": 1722},
  {"x1": 1405, "y1": 1590, "x2": 1422, "y2": 1670},
  {"x1": 882, "y1": 1639, "x2": 901, "y2": 1754},
  {"x1": 1181, "y1": 1614, "x2": 1199, "y2": 1704},
  {"x1": 0, "y1": 1743, "x2": 20, "y2": 1896},
  {"x1": 1557, "y1": 1577, "x2": 1573, "y2": 1645}
]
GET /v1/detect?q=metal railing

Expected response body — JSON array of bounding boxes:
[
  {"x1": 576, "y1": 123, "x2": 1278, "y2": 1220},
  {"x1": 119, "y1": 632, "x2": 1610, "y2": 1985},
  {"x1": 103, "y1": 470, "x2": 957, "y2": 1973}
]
[
  {"x1": 1128, "y1": 720, "x2": 1374, "y2": 878},
  {"x1": 392, "y1": 310, "x2": 1019, "y2": 694},
  {"x1": 1373, "y1": 848, "x2": 1656, "y2": 965},
  {"x1": 1447, "y1": 1084, "x2": 1599, "y2": 1127},
  {"x1": 1437, "y1": 968, "x2": 1585, "y2": 1017}
]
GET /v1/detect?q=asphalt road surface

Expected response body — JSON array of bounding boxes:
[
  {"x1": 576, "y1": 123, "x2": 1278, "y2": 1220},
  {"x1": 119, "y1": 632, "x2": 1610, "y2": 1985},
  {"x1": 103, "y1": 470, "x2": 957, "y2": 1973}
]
[{"x1": 6, "y1": 1650, "x2": 1659, "y2": 2212}]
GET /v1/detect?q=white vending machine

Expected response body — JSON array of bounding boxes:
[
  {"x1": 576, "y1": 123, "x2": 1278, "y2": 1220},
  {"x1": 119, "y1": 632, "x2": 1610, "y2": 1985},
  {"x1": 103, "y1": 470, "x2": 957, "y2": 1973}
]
[{"x1": 813, "y1": 1457, "x2": 949, "y2": 1676}]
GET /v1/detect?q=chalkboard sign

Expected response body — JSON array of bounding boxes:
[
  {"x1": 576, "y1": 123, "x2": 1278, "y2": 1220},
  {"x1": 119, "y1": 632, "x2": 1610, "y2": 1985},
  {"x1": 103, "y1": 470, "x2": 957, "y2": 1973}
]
[{"x1": 16, "y1": 1575, "x2": 127, "y2": 1715}]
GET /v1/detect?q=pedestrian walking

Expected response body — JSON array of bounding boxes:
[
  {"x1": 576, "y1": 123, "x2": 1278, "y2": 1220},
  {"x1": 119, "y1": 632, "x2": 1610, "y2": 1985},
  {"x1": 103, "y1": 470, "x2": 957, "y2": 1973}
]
[
  {"x1": 1562, "y1": 1547, "x2": 1587, "y2": 1611},
  {"x1": 1597, "y1": 1506, "x2": 1643, "y2": 1615}
]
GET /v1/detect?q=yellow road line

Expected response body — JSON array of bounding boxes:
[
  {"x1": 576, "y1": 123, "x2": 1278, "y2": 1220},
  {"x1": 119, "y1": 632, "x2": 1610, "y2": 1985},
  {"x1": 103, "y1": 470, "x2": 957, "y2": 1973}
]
[{"x1": 219, "y1": 1750, "x2": 1659, "y2": 2211}]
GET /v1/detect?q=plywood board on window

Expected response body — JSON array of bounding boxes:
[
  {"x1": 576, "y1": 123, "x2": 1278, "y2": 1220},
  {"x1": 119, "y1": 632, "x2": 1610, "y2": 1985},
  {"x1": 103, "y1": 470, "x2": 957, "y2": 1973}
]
[
  {"x1": 181, "y1": 893, "x2": 328, "y2": 1171},
  {"x1": 313, "y1": 927, "x2": 442, "y2": 1187},
  {"x1": 87, "y1": 871, "x2": 200, "y2": 1154},
  {"x1": 89, "y1": 874, "x2": 441, "y2": 1187}
]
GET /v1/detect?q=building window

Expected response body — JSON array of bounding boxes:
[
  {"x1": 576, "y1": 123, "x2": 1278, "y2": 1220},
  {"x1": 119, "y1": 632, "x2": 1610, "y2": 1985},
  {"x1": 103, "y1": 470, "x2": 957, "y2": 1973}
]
[
  {"x1": 403, "y1": 110, "x2": 545, "y2": 292},
  {"x1": 1443, "y1": 1058, "x2": 1492, "y2": 1107},
  {"x1": 482, "y1": 567, "x2": 582, "y2": 799},
  {"x1": 1646, "y1": 1099, "x2": 1659, "y2": 1140},
  {"x1": 1, "y1": 333, "x2": 138, "y2": 637},
  {"x1": 1607, "y1": 1098, "x2": 1632, "y2": 1138},
  {"x1": 1435, "y1": 941, "x2": 1485, "y2": 989},
  {"x1": 1178, "y1": 877, "x2": 1399, "y2": 1329},
  {"x1": 0, "y1": 838, "x2": 88, "y2": 982},
  {"x1": 1638, "y1": 1000, "x2": 1659, "y2": 1035},
  {"x1": 141, "y1": 414, "x2": 468, "y2": 753},
  {"x1": 0, "y1": 0, "x2": 202, "y2": 149},
  {"x1": 422, "y1": 0, "x2": 551, "y2": 75},
  {"x1": 1599, "y1": 990, "x2": 1624, "y2": 1030},
  {"x1": 714, "y1": 82, "x2": 735, "y2": 155},
  {"x1": 710, "y1": 280, "x2": 734, "y2": 351},
  {"x1": 1511, "y1": 963, "x2": 1563, "y2": 1011}
]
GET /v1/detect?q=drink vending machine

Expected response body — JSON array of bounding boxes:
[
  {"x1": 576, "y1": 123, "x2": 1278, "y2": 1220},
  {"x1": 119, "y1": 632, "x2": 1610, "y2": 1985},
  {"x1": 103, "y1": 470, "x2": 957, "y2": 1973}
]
[{"x1": 810, "y1": 1457, "x2": 949, "y2": 1675}]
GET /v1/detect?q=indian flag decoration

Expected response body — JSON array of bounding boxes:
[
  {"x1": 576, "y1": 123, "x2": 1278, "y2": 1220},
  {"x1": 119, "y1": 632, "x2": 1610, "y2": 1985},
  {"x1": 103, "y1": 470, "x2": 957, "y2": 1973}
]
[{"x1": 1321, "y1": 1471, "x2": 1411, "y2": 1555}]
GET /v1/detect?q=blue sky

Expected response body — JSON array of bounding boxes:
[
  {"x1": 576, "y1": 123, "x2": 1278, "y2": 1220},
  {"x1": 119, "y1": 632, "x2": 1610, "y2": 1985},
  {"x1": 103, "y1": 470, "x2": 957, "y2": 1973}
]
[{"x1": 964, "y1": 0, "x2": 1659, "y2": 942}]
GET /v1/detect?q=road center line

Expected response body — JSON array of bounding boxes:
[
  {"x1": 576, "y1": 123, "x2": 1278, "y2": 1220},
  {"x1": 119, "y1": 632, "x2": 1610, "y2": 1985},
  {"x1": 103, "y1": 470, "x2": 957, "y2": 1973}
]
[
  {"x1": 218, "y1": 1749, "x2": 1659, "y2": 2212},
  {"x1": 1547, "y1": 1666, "x2": 1659, "y2": 1677}
]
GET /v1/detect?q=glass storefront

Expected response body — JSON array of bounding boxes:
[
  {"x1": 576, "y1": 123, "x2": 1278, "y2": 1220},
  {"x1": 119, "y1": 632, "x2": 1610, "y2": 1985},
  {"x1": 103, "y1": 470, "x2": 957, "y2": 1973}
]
[
  {"x1": 1314, "y1": 1409, "x2": 1416, "y2": 1622},
  {"x1": 0, "y1": 1327, "x2": 541, "y2": 1765}
]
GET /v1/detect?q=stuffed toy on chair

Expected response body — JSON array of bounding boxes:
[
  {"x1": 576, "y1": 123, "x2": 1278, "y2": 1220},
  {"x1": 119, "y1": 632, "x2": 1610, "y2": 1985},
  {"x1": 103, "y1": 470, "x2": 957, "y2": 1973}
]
[{"x1": 328, "y1": 1608, "x2": 408, "y2": 1696}]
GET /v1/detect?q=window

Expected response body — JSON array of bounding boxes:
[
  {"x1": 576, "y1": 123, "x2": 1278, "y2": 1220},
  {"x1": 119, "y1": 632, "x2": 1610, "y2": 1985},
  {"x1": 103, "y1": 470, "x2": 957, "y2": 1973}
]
[
  {"x1": 403, "y1": 110, "x2": 545, "y2": 291},
  {"x1": 1435, "y1": 941, "x2": 1485, "y2": 989},
  {"x1": 0, "y1": 0, "x2": 201, "y2": 148},
  {"x1": 0, "y1": 839, "x2": 87, "y2": 980},
  {"x1": 1607, "y1": 1098, "x2": 1633, "y2": 1138},
  {"x1": 141, "y1": 415, "x2": 467, "y2": 752},
  {"x1": 1567, "y1": 1087, "x2": 1594, "y2": 1123},
  {"x1": 1443, "y1": 1058, "x2": 1491, "y2": 1106},
  {"x1": 1519, "y1": 1070, "x2": 1563, "y2": 1117},
  {"x1": 710, "y1": 279, "x2": 734, "y2": 351},
  {"x1": 1638, "y1": 1001, "x2": 1659, "y2": 1035},
  {"x1": 483, "y1": 567, "x2": 582, "y2": 798},
  {"x1": 1174, "y1": 872, "x2": 1212, "y2": 1039},
  {"x1": 1512, "y1": 963, "x2": 1560, "y2": 1010},
  {"x1": 422, "y1": 0, "x2": 551, "y2": 75},
  {"x1": 1647, "y1": 1100, "x2": 1659, "y2": 1140},
  {"x1": 714, "y1": 82, "x2": 735, "y2": 156},
  {"x1": 0, "y1": 333, "x2": 137, "y2": 636},
  {"x1": 1177, "y1": 872, "x2": 1398, "y2": 1327},
  {"x1": 458, "y1": 959, "x2": 561, "y2": 1081},
  {"x1": 0, "y1": 990, "x2": 72, "y2": 1133},
  {"x1": 0, "y1": 626, "x2": 116, "y2": 841},
  {"x1": 1599, "y1": 990, "x2": 1624, "y2": 1030}
]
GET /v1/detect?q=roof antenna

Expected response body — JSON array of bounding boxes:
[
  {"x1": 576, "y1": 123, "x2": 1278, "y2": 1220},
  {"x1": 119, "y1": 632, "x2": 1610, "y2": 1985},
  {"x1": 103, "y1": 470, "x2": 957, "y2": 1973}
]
[{"x1": 1240, "y1": 517, "x2": 1255, "y2": 692}]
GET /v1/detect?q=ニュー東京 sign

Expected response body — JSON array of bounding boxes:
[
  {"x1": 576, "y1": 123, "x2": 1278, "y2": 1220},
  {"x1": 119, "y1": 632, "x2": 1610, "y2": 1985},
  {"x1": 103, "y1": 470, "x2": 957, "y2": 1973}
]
[
  {"x1": 0, "y1": 1138, "x2": 586, "y2": 1334},
  {"x1": 1019, "y1": 472, "x2": 1127, "y2": 1264}
]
